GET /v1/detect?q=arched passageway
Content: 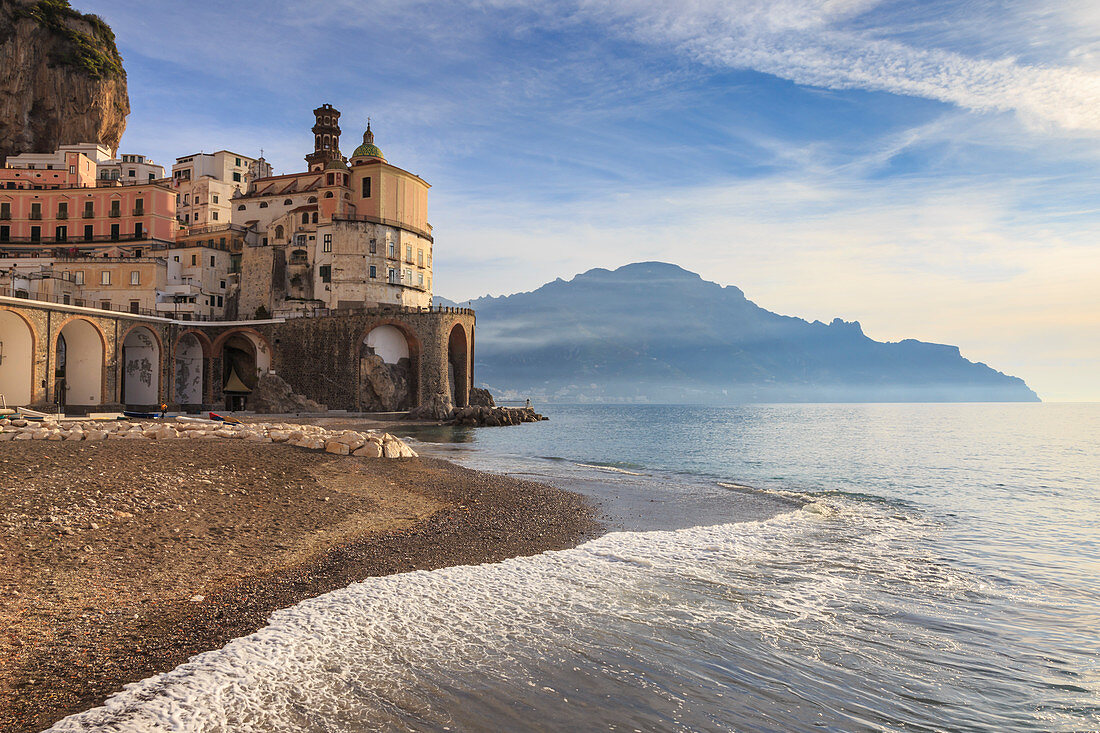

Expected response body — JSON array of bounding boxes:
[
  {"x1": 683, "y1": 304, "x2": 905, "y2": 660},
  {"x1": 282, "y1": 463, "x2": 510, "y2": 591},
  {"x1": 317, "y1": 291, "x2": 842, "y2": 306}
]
[
  {"x1": 219, "y1": 331, "x2": 269, "y2": 410},
  {"x1": 359, "y1": 324, "x2": 417, "y2": 411},
  {"x1": 121, "y1": 327, "x2": 160, "y2": 407},
  {"x1": 448, "y1": 323, "x2": 469, "y2": 408},
  {"x1": 56, "y1": 319, "x2": 103, "y2": 406},
  {"x1": 174, "y1": 333, "x2": 205, "y2": 408},
  {"x1": 0, "y1": 310, "x2": 35, "y2": 406}
]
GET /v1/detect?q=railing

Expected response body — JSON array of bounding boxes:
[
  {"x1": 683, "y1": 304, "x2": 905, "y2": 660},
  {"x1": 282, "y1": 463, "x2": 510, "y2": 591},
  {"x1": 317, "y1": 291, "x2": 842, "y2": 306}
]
[
  {"x1": 0, "y1": 235, "x2": 172, "y2": 246},
  {"x1": 132, "y1": 208, "x2": 144, "y2": 216},
  {"x1": 56, "y1": 212, "x2": 68, "y2": 219},
  {"x1": 82, "y1": 211, "x2": 94, "y2": 219},
  {"x1": 331, "y1": 213, "x2": 434, "y2": 242},
  {"x1": 108, "y1": 210, "x2": 121, "y2": 218},
  {"x1": 0, "y1": 286, "x2": 161, "y2": 317},
  {"x1": 29, "y1": 212, "x2": 41, "y2": 220}
]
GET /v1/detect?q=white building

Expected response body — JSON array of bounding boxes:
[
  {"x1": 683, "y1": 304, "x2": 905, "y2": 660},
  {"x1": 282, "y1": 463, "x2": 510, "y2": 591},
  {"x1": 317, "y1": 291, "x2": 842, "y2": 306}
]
[{"x1": 172, "y1": 151, "x2": 271, "y2": 228}]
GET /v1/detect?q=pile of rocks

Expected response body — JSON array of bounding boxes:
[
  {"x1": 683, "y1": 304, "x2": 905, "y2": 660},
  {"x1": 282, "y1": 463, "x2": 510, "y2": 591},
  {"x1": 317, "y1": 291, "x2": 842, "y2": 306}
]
[
  {"x1": 449, "y1": 405, "x2": 548, "y2": 427},
  {"x1": 0, "y1": 417, "x2": 417, "y2": 458}
]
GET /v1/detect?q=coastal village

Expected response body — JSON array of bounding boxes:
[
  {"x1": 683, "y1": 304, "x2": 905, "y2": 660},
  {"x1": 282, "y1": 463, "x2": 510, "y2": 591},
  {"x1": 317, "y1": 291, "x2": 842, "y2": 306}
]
[{"x1": 0, "y1": 103, "x2": 496, "y2": 420}]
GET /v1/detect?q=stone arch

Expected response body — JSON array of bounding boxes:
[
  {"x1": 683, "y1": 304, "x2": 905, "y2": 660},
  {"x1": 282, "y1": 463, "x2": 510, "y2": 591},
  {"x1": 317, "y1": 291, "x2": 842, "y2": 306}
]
[
  {"x1": 0, "y1": 308, "x2": 37, "y2": 406},
  {"x1": 213, "y1": 328, "x2": 273, "y2": 410},
  {"x1": 120, "y1": 325, "x2": 161, "y2": 407},
  {"x1": 173, "y1": 330, "x2": 209, "y2": 408},
  {"x1": 274, "y1": 224, "x2": 284, "y2": 240},
  {"x1": 448, "y1": 322, "x2": 469, "y2": 408},
  {"x1": 359, "y1": 321, "x2": 420, "y2": 412},
  {"x1": 54, "y1": 317, "x2": 106, "y2": 406}
]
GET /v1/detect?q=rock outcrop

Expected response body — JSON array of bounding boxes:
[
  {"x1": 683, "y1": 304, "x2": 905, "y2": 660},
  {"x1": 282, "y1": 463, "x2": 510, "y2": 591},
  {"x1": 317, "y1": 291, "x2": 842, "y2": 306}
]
[
  {"x1": 469, "y1": 387, "x2": 495, "y2": 407},
  {"x1": 359, "y1": 354, "x2": 412, "y2": 412},
  {"x1": 249, "y1": 373, "x2": 327, "y2": 414},
  {"x1": 0, "y1": 0, "x2": 129, "y2": 162},
  {"x1": 405, "y1": 392, "x2": 454, "y2": 421},
  {"x1": 449, "y1": 405, "x2": 548, "y2": 427}
]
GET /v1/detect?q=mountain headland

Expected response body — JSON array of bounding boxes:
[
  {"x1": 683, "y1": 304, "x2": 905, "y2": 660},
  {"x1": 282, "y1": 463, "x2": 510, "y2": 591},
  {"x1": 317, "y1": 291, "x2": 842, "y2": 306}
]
[{"x1": 443, "y1": 262, "x2": 1039, "y2": 403}]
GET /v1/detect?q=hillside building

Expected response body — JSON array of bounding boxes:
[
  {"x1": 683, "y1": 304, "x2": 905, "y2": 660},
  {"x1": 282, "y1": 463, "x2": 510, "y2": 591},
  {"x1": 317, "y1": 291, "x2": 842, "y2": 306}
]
[
  {"x1": 233, "y1": 106, "x2": 433, "y2": 317},
  {"x1": 172, "y1": 151, "x2": 270, "y2": 228}
]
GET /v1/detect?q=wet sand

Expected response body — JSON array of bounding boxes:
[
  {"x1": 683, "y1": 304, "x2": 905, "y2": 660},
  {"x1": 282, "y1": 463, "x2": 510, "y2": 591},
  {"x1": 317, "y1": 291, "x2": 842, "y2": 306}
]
[{"x1": 0, "y1": 441, "x2": 599, "y2": 732}]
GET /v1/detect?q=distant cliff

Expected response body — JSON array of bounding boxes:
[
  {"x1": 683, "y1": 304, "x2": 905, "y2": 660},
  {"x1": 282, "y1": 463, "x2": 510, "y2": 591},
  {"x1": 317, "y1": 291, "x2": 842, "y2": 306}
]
[
  {"x1": 0, "y1": 0, "x2": 128, "y2": 162},
  {"x1": 442, "y1": 262, "x2": 1040, "y2": 403}
]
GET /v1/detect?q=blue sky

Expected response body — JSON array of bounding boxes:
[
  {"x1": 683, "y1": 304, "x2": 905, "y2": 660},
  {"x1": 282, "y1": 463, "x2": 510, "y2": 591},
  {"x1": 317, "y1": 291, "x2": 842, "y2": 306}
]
[{"x1": 81, "y1": 0, "x2": 1100, "y2": 400}]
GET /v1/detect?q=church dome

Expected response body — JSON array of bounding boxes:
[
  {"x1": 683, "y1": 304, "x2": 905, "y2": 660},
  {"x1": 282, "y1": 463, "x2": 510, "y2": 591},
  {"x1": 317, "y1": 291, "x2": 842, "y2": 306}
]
[
  {"x1": 324, "y1": 157, "x2": 348, "y2": 170},
  {"x1": 351, "y1": 122, "x2": 384, "y2": 160}
]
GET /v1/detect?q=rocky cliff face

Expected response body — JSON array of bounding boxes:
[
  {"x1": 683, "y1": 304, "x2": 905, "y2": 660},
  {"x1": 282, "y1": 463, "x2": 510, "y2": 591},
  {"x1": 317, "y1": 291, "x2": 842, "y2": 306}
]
[{"x1": 0, "y1": 0, "x2": 129, "y2": 162}]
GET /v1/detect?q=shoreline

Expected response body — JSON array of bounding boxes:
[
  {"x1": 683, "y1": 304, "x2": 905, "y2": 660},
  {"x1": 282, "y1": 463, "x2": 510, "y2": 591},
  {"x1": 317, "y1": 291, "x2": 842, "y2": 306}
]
[{"x1": 0, "y1": 441, "x2": 600, "y2": 732}]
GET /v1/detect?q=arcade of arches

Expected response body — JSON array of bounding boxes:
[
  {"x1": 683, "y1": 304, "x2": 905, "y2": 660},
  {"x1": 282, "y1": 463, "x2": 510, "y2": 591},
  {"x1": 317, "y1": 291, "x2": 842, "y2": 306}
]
[{"x1": 0, "y1": 300, "x2": 474, "y2": 415}]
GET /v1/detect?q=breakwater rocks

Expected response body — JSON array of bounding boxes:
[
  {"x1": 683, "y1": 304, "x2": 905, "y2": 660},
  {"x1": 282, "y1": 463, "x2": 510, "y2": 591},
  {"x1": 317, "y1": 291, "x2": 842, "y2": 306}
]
[
  {"x1": 0, "y1": 417, "x2": 417, "y2": 458},
  {"x1": 449, "y1": 405, "x2": 548, "y2": 427}
]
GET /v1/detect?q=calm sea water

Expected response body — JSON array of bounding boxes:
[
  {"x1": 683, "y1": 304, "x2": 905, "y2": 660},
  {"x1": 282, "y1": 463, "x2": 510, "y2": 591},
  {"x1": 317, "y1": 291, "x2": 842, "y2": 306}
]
[{"x1": 52, "y1": 404, "x2": 1100, "y2": 732}]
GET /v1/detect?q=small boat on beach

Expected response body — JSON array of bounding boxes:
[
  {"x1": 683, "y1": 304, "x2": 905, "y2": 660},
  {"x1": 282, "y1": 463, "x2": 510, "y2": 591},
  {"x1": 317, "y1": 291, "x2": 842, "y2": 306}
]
[
  {"x1": 122, "y1": 410, "x2": 162, "y2": 419},
  {"x1": 209, "y1": 412, "x2": 243, "y2": 425}
]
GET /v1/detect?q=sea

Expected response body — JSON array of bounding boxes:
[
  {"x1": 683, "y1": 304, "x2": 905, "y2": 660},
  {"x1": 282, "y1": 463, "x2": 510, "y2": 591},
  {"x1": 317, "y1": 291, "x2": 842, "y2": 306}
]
[{"x1": 51, "y1": 403, "x2": 1100, "y2": 732}]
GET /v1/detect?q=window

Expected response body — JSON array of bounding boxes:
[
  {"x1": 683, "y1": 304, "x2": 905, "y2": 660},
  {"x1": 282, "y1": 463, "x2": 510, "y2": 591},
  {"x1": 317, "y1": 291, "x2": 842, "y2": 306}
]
[
  {"x1": 274, "y1": 225, "x2": 283, "y2": 239},
  {"x1": 220, "y1": 280, "x2": 226, "y2": 289},
  {"x1": 0, "y1": 202, "x2": 9, "y2": 219},
  {"x1": 212, "y1": 211, "x2": 219, "y2": 221},
  {"x1": 210, "y1": 255, "x2": 215, "y2": 267},
  {"x1": 323, "y1": 233, "x2": 332, "y2": 252},
  {"x1": 261, "y1": 237, "x2": 268, "y2": 246},
  {"x1": 191, "y1": 254, "x2": 197, "y2": 266},
  {"x1": 55, "y1": 225, "x2": 66, "y2": 242},
  {"x1": 324, "y1": 191, "x2": 333, "y2": 198},
  {"x1": 296, "y1": 234, "x2": 306, "y2": 247},
  {"x1": 406, "y1": 245, "x2": 413, "y2": 262},
  {"x1": 362, "y1": 177, "x2": 371, "y2": 197},
  {"x1": 74, "y1": 270, "x2": 85, "y2": 285},
  {"x1": 0, "y1": 225, "x2": 8, "y2": 242},
  {"x1": 284, "y1": 199, "x2": 292, "y2": 205},
  {"x1": 129, "y1": 300, "x2": 140, "y2": 313},
  {"x1": 100, "y1": 300, "x2": 111, "y2": 310},
  {"x1": 30, "y1": 225, "x2": 40, "y2": 242},
  {"x1": 130, "y1": 270, "x2": 140, "y2": 285},
  {"x1": 57, "y1": 202, "x2": 68, "y2": 219},
  {"x1": 74, "y1": 298, "x2": 85, "y2": 307},
  {"x1": 418, "y1": 249, "x2": 424, "y2": 266},
  {"x1": 83, "y1": 200, "x2": 94, "y2": 218},
  {"x1": 217, "y1": 295, "x2": 223, "y2": 307},
  {"x1": 301, "y1": 212, "x2": 309, "y2": 224},
  {"x1": 69, "y1": 165, "x2": 75, "y2": 174},
  {"x1": 369, "y1": 238, "x2": 376, "y2": 254},
  {"x1": 369, "y1": 265, "x2": 376, "y2": 279},
  {"x1": 418, "y1": 272, "x2": 424, "y2": 286},
  {"x1": 101, "y1": 271, "x2": 111, "y2": 285},
  {"x1": 134, "y1": 222, "x2": 143, "y2": 238},
  {"x1": 62, "y1": 294, "x2": 70, "y2": 305},
  {"x1": 212, "y1": 195, "x2": 219, "y2": 204},
  {"x1": 237, "y1": 204, "x2": 246, "y2": 211},
  {"x1": 319, "y1": 265, "x2": 331, "y2": 283},
  {"x1": 235, "y1": 157, "x2": 241, "y2": 166},
  {"x1": 84, "y1": 224, "x2": 92, "y2": 240},
  {"x1": 311, "y1": 212, "x2": 318, "y2": 224},
  {"x1": 259, "y1": 201, "x2": 268, "y2": 208},
  {"x1": 110, "y1": 223, "x2": 119, "y2": 240},
  {"x1": 387, "y1": 267, "x2": 396, "y2": 283},
  {"x1": 109, "y1": 200, "x2": 120, "y2": 217},
  {"x1": 134, "y1": 198, "x2": 144, "y2": 214},
  {"x1": 232, "y1": 172, "x2": 241, "y2": 182},
  {"x1": 30, "y1": 203, "x2": 41, "y2": 220},
  {"x1": 128, "y1": 169, "x2": 136, "y2": 177}
]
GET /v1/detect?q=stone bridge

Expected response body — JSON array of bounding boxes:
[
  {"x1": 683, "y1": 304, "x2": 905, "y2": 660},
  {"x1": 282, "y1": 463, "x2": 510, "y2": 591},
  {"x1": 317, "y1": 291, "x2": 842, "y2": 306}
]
[{"x1": 0, "y1": 296, "x2": 474, "y2": 414}]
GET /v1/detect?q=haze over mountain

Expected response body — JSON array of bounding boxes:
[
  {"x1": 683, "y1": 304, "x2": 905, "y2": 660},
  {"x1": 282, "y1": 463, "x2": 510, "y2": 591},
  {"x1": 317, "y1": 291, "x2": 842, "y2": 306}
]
[{"x1": 440, "y1": 263, "x2": 1039, "y2": 404}]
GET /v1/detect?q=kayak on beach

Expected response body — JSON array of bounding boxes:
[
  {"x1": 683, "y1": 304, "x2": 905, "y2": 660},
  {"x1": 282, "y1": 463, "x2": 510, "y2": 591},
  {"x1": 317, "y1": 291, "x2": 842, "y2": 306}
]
[
  {"x1": 123, "y1": 410, "x2": 162, "y2": 419},
  {"x1": 209, "y1": 412, "x2": 243, "y2": 425}
]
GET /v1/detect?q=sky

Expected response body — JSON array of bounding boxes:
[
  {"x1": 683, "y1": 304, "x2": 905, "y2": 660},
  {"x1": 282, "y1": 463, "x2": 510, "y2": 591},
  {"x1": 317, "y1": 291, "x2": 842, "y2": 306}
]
[{"x1": 80, "y1": 0, "x2": 1100, "y2": 401}]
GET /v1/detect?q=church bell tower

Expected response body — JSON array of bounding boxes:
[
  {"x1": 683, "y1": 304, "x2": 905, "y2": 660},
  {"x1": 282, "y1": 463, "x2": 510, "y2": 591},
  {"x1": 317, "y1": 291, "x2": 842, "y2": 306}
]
[{"x1": 305, "y1": 103, "x2": 342, "y2": 171}]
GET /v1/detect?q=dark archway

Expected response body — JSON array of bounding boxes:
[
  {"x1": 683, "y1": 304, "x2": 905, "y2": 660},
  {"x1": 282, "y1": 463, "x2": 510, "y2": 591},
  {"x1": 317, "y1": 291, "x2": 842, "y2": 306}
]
[{"x1": 448, "y1": 323, "x2": 469, "y2": 408}]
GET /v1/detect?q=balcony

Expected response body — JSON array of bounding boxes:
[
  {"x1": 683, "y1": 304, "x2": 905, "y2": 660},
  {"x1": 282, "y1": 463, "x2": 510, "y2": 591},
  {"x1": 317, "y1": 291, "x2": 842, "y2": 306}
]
[
  {"x1": 108, "y1": 210, "x2": 121, "y2": 218},
  {"x1": 29, "y1": 212, "x2": 42, "y2": 220},
  {"x1": 0, "y1": 213, "x2": 9, "y2": 220},
  {"x1": 132, "y1": 208, "x2": 144, "y2": 216},
  {"x1": 82, "y1": 211, "x2": 94, "y2": 219},
  {"x1": 56, "y1": 211, "x2": 68, "y2": 219}
]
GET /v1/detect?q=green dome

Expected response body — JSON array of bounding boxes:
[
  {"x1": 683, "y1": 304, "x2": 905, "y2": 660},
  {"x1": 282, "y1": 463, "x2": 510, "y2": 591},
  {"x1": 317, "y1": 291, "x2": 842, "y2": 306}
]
[
  {"x1": 352, "y1": 122, "x2": 384, "y2": 160},
  {"x1": 324, "y1": 157, "x2": 348, "y2": 170},
  {"x1": 352, "y1": 143, "x2": 384, "y2": 159}
]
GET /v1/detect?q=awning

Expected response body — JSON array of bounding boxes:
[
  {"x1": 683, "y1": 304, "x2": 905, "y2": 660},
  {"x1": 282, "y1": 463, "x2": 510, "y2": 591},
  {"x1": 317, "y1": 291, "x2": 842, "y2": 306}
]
[{"x1": 224, "y1": 368, "x2": 252, "y2": 393}]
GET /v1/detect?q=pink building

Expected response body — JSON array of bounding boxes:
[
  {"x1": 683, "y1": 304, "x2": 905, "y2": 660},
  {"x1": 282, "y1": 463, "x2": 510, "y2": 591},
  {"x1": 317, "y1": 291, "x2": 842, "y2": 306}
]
[{"x1": 0, "y1": 153, "x2": 175, "y2": 255}]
